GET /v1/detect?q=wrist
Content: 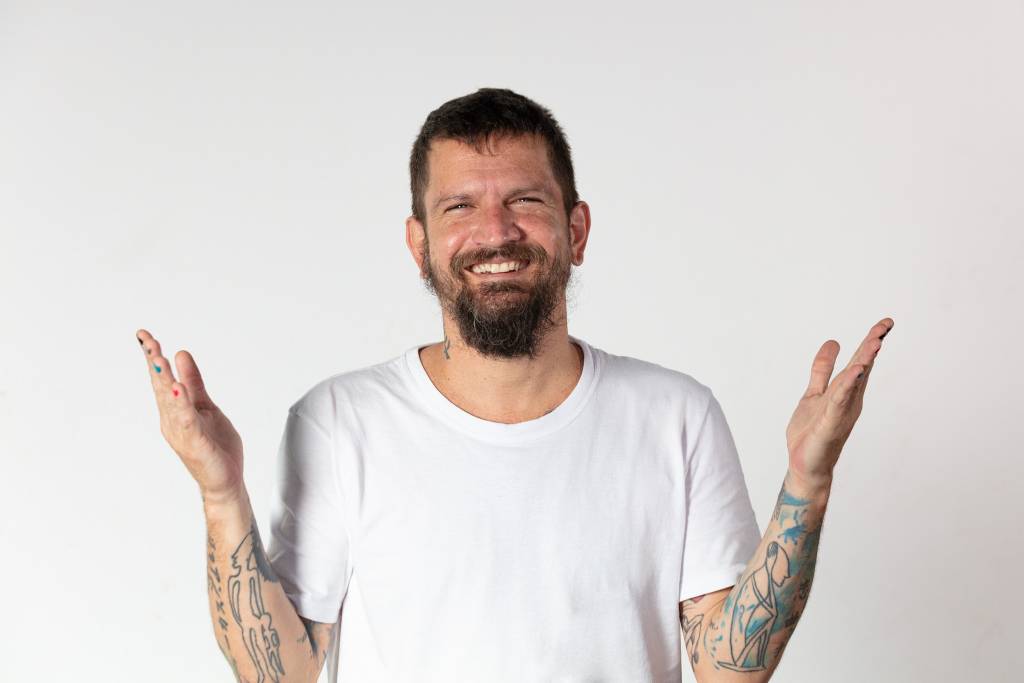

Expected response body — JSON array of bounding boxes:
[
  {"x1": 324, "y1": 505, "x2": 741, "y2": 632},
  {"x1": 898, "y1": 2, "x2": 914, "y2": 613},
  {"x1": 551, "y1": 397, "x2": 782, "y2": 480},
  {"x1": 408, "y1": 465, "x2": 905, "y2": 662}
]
[
  {"x1": 784, "y1": 467, "x2": 833, "y2": 501},
  {"x1": 200, "y1": 484, "x2": 250, "y2": 517}
]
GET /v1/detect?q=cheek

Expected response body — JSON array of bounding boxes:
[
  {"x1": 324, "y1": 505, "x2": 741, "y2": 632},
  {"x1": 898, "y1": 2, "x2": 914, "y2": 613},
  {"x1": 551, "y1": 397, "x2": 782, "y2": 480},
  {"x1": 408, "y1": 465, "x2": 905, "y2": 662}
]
[
  {"x1": 531, "y1": 223, "x2": 569, "y2": 253},
  {"x1": 424, "y1": 225, "x2": 465, "y2": 264},
  {"x1": 521, "y1": 209, "x2": 567, "y2": 236},
  {"x1": 441, "y1": 231, "x2": 464, "y2": 254}
]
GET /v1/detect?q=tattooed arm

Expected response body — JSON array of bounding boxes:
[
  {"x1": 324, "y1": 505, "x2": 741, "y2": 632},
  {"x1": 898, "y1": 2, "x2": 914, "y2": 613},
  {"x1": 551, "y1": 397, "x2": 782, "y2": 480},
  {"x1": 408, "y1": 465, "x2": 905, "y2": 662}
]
[
  {"x1": 679, "y1": 318, "x2": 892, "y2": 681},
  {"x1": 679, "y1": 470, "x2": 828, "y2": 682},
  {"x1": 135, "y1": 330, "x2": 340, "y2": 682},
  {"x1": 205, "y1": 488, "x2": 338, "y2": 683}
]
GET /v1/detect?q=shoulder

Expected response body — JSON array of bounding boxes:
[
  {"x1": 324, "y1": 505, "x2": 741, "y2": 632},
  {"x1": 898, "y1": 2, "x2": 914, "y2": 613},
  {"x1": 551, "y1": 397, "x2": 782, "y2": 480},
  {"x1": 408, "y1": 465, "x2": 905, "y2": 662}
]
[
  {"x1": 286, "y1": 350, "x2": 411, "y2": 431},
  {"x1": 589, "y1": 342, "x2": 713, "y2": 407}
]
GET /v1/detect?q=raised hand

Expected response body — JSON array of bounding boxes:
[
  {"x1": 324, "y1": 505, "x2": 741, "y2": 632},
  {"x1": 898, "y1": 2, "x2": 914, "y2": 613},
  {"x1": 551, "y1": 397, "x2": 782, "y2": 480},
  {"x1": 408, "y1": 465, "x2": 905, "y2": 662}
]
[
  {"x1": 136, "y1": 329, "x2": 245, "y2": 504},
  {"x1": 785, "y1": 317, "x2": 894, "y2": 488}
]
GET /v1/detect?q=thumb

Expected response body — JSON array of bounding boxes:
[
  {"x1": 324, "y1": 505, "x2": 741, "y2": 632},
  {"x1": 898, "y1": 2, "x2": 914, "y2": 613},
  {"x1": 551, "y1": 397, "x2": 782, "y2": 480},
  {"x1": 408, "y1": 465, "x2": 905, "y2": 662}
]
[{"x1": 175, "y1": 349, "x2": 215, "y2": 407}]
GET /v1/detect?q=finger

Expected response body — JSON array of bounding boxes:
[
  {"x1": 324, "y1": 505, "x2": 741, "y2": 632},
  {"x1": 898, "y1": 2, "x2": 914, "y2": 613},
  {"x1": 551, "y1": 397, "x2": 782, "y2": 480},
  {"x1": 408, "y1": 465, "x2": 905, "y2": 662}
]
[
  {"x1": 853, "y1": 360, "x2": 873, "y2": 401},
  {"x1": 804, "y1": 340, "x2": 840, "y2": 397},
  {"x1": 825, "y1": 363, "x2": 867, "y2": 419},
  {"x1": 844, "y1": 317, "x2": 894, "y2": 373},
  {"x1": 136, "y1": 328, "x2": 156, "y2": 359},
  {"x1": 136, "y1": 331, "x2": 153, "y2": 358},
  {"x1": 852, "y1": 335, "x2": 884, "y2": 402},
  {"x1": 168, "y1": 378, "x2": 199, "y2": 426},
  {"x1": 163, "y1": 379, "x2": 205, "y2": 459},
  {"x1": 137, "y1": 329, "x2": 179, "y2": 403},
  {"x1": 847, "y1": 318, "x2": 895, "y2": 398},
  {"x1": 137, "y1": 329, "x2": 168, "y2": 374},
  {"x1": 174, "y1": 349, "x2": 214, "y2": 408}
]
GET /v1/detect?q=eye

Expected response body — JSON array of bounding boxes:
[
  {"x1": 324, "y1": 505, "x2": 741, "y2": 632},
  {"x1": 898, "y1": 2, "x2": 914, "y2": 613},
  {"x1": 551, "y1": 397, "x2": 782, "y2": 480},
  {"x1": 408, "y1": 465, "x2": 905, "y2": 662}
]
[
  {"x1": 515, "y1": 197, "x2": 541, "y2": 204},
  {"x1": 445, "y1": 203, "x2": 469, "y2": 212}
]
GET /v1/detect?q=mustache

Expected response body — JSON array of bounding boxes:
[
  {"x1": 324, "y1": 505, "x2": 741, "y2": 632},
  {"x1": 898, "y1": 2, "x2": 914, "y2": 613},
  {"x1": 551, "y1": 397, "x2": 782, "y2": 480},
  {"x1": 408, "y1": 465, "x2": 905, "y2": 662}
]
[{"x1": 450, "y1": 243, "x2": 549, "y2": 274}]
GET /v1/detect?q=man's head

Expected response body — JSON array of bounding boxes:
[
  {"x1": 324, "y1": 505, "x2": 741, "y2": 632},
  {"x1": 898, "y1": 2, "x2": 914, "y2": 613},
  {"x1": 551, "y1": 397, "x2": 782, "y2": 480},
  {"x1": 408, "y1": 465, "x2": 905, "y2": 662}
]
[{"x1": 405, "y1": 88, "x2": 591, "y2": 359}]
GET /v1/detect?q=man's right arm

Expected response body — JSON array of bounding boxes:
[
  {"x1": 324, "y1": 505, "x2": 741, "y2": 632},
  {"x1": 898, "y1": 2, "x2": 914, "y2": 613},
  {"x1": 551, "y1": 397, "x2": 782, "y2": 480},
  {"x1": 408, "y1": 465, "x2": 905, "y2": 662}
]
[
  {"x1": 136, "y1": 329, "x2": 336, "y2": 682},
  {"x1": 204, "y1": 488, "x2": 336, "y2": 683}
]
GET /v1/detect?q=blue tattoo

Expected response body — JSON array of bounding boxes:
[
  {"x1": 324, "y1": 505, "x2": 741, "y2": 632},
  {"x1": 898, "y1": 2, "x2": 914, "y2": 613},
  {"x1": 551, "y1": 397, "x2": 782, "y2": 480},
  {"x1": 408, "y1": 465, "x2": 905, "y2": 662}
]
[{"x1": 780, "y1": 523, "x2": 806, "y2": 545}]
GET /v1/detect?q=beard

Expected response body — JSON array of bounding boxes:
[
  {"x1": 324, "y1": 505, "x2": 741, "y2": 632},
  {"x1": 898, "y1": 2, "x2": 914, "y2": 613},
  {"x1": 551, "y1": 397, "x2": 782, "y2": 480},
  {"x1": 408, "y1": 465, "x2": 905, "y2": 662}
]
[{"x1": 421, "y1": 238, "x2": 574, "y2": 359}]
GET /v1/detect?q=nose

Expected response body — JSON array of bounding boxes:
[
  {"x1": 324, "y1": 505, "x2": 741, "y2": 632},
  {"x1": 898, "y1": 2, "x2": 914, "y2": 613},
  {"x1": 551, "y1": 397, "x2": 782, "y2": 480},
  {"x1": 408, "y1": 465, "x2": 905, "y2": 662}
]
[{"x1": 470, "y1": 201, "x2": 522, "y2": 248}]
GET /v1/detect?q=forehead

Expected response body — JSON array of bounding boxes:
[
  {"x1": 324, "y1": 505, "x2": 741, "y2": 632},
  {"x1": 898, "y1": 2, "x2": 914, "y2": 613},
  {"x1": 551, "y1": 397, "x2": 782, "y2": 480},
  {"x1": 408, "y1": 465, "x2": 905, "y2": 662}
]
[{"x1": 426, "y1": 134, "x2": 556, "y2": 194}]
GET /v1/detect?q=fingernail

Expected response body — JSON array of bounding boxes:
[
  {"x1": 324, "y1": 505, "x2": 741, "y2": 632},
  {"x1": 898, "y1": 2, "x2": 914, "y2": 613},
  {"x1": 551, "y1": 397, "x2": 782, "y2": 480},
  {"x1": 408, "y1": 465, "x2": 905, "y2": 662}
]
[
  {"x1": 857, "y1": 371, "x2": 864, "y2": 379},
  {"x1": 137, "y1": 335, "x2": 143, "y2": 345},
  {"x1": 172, "y1": 388, "x2": 179, "y2": 397},
  {"x1": 154, "y1": 363, "x2": 161, "y2": 373}
]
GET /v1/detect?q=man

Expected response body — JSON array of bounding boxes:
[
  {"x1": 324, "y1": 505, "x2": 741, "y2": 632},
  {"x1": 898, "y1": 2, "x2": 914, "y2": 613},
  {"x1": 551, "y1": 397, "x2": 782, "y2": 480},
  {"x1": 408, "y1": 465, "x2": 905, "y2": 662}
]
[{"x1": 137, "y1": 87, "x2": 892, "y2": 682}]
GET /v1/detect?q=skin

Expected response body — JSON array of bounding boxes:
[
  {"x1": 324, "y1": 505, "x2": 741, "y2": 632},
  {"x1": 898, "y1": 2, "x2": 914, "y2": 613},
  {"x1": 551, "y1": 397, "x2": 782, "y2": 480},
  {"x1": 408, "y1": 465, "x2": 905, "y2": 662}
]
[
  {"x1": 405, "y1": 133, "x2": 592, "y2": 423},
  {"x1": 680, "y1": 317, "x2": 894, "y2": 681},
  {"x1": 139, "y1": 130, "x2": 894, "y2": 681},
  {"x1": 136, "y1": 330, "x2": 337, "y2": 682}
]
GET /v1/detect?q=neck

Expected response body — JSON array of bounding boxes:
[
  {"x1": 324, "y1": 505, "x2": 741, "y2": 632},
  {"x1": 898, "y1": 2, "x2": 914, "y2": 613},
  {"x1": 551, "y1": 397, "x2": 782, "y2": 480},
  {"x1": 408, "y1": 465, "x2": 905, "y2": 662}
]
[{"x1": 418, "y1": 308, "x2": 584, "y2": 424}]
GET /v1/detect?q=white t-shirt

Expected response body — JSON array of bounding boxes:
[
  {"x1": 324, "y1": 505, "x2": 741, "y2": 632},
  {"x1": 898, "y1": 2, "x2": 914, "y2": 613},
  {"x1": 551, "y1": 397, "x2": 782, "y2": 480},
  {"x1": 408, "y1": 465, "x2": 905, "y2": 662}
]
[{"x1": 266, "y1": 336, "x2": 761, "y2": 683}]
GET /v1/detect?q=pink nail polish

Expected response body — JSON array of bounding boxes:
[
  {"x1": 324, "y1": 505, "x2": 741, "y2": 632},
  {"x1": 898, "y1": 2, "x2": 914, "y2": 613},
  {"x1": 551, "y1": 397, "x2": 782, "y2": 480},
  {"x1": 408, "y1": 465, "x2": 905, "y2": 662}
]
[{"x1": 172, "y1": 388, "x2": 179, "y2": 397}]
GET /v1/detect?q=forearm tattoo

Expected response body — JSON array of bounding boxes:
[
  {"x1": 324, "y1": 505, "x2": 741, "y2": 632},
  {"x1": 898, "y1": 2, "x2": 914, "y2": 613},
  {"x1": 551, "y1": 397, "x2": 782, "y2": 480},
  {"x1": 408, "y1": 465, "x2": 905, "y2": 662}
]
[
  {"x1": 682, "y1": 593, "x2": 726, "y2": 668},
  {"x1": 228, "y1": 520, "x2": 286, "y2": 682},
  {"x1": 208, "y1": 535, "x2": 243, "y2": 678},
  {"x1": 683, "y1": 480, "x2": 823, "y2": 675},
  {"x1": 207, "y1": 521, "x2": 286, "y2": 682}
]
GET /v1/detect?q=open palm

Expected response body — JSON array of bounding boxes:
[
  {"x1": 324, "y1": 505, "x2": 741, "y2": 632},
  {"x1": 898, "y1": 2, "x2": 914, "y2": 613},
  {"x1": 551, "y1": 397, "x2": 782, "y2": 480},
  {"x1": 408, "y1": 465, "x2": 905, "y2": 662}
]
[
  {"x1": 137, "y1": 329, "x2": 244, "y2": 502},
  {"x1": 786, "y1": 317, "x2": 893, "y2": 487}
]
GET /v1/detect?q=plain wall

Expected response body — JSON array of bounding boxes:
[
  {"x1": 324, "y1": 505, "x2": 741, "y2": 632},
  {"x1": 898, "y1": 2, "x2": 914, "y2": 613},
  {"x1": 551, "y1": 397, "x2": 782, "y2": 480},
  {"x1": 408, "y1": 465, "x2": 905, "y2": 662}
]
[{"x1": 2, "y1": 1, "x2": 1021, "y2": 681}]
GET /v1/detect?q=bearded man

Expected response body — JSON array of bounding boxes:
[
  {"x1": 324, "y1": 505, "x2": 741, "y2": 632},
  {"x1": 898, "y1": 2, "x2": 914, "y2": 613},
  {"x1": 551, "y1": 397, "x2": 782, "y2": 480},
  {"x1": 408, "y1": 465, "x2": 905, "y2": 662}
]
[{"x1": 138, "y1": 87, "x2": 892, "y2": 683}]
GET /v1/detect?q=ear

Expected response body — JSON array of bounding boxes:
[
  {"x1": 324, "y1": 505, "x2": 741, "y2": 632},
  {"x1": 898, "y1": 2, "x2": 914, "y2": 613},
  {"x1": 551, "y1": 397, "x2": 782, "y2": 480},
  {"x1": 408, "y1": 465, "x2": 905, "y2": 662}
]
[
  {"x1": 406, "y1": 215, "x2": 428, "y2": 276},
  {"x1": 567, "y1": 200, "x2": 591, "y2": 266}
]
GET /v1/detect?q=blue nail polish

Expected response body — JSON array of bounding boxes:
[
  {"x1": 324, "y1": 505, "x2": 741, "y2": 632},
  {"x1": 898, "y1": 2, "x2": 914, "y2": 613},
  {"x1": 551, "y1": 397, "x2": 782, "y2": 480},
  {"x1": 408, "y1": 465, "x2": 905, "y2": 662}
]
[{"x1": 154, "y1": 364, "x2": 161, "y2": 373}]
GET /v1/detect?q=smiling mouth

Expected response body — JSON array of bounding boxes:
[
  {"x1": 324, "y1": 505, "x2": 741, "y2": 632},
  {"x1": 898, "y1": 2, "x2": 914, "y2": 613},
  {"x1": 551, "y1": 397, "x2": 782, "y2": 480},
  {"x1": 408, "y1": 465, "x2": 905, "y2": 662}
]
[{"x1": 465, "y1": 259, "x2": 530, "y2": 275}]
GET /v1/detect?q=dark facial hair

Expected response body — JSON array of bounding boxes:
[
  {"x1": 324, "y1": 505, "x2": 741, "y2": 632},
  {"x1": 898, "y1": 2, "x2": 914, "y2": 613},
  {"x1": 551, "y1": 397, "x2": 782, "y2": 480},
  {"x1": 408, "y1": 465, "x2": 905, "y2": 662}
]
[{"x1": 421, "y1": 237, "x2": 572, "y2": 359}]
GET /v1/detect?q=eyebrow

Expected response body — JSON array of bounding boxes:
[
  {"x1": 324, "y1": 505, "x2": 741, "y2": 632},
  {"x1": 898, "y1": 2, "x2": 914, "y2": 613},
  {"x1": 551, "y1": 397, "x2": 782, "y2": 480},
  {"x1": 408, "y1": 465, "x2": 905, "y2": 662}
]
[
  {"x1": 507, "y1": 185, "x2": 552, "y2": 199},
  {"x1": 432, "y1": 186, "x2": 553, "y2": 211}
]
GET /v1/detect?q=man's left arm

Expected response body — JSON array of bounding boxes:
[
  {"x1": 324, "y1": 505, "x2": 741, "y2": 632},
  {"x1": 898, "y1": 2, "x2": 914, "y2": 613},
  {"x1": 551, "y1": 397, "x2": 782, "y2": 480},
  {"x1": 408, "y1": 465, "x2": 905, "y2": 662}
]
[
  {"x1": 681, "y1": 316, "x2": 893, "y2": 682},
  {"x1": 680, "y1": 469, "x2": 829, "y2": 682}
]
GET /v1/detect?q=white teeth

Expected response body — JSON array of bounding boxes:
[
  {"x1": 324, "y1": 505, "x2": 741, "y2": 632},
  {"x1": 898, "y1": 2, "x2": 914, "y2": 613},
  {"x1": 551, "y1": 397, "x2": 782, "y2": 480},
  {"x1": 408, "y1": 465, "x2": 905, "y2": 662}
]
[{"x1": 471, "y1": 261, "x2": 525, "y2": 274}]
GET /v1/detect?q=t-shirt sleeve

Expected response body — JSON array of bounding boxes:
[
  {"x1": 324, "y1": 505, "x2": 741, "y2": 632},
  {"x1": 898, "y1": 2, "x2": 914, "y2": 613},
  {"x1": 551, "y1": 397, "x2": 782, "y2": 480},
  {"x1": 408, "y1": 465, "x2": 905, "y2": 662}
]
[
  {"x1": 679, "y1": 389, "x2": 762, "y2": 601},
  {"x1": 266, "y1": 406, "x2": 354, "y2": 624}
]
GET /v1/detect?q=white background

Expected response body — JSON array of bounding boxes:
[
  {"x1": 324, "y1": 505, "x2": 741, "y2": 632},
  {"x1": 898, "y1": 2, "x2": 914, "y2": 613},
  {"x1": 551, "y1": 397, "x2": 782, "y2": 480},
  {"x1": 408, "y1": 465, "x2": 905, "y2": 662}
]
[{"x1": 2, "y1": 1, "x2": 1021, "y2": 681}]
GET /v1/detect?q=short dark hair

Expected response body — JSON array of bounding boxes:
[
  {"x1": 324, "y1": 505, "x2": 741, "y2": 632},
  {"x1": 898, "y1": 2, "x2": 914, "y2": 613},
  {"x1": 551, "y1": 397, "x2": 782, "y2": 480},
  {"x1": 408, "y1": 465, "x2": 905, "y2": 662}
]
[{"x1": 409, "y1": 87, "x2": 579, "y2": 225}]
